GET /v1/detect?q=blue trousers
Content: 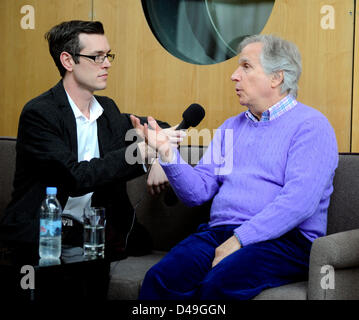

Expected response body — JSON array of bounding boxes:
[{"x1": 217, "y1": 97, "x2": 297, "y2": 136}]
[{"x1": 139, "y1": 224, "x2": 312, "y2": 300}]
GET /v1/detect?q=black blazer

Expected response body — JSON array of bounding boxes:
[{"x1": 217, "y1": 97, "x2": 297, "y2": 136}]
[{"x1": 1, "y1": 80, "x2": 168, "y2": 257}]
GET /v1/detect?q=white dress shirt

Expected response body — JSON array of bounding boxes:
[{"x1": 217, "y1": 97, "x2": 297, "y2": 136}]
[{"x1": 62, "y1": 92, "x2": 103, "y2": 221}]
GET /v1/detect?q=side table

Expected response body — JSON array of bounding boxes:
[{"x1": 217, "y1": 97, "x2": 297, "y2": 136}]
[{"x1": 0, "y1": 244, "x2": 110, "y2": 300}]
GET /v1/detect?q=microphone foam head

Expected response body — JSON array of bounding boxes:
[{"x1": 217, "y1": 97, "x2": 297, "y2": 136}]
[{"x1": 182, "y1": 104, "x2": 205, "y2": 128}]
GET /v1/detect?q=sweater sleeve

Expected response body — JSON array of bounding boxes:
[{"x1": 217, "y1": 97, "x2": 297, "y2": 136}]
[
  {"x1": 234, "y1": 117, "x2": 338, "y2": 246},
  {"x1": 160, "y1": 124, "x2": 232, "y2": 207}
]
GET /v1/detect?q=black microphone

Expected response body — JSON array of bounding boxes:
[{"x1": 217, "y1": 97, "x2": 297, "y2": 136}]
[
  {"x1": 176, "y1": 103, "x2": 206, "y2": 130},
  {"x1": 164, "y1": 103, "x2": 205, "y2": 206}
]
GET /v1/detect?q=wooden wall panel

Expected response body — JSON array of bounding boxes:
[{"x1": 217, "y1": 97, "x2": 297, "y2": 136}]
[
  {"x1": 0, "y1": 0, "x2": 92, "y2": 137},
  {"x1": 0, "y1": 0, "x2": 354, "y2": 152},
  {"x1": 93, "y1": 0, "x2": 245, "y2": 146},
  {"x1": 94, "y1": 0, "x2": 354, "y2": 151},
  {"x1": 263, "y1": 0, "x2": 354, "y2": 152},
  {"x1": 352, "y1": 1, "x2": 359, "y2": 152}
]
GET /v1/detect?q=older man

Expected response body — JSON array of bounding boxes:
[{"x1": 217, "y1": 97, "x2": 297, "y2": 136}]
[{"x1": 131, "y1": 35, "x2": 338, "y2": 299}]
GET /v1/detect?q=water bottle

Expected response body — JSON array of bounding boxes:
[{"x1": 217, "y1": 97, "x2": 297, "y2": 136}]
[{"x1": 39, "y1": 187, "x2": 62, "y2": 259}]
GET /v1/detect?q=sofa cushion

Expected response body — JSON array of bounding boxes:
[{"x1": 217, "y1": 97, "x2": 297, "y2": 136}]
[
  {"x1": 108, "y1": 251, "x2": 309, "y2": 300},
  {"x1": 108, "y1": 251, "x2": 165, "y2": 300},
  {"x1": 253, "y1": 281, "x2": 308, "y2": 300}
]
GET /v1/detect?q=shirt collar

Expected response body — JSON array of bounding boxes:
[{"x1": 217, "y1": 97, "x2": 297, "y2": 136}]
[
  {"x1": 65, "y1": 91, "x2": 104, "y2": 123},
  {"x1": 245, "y1": 95, "x2": 297, "y2": 122}
]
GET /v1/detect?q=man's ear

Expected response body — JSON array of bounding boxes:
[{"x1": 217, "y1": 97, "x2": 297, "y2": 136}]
[
  {"x1": 271, "y1": 70, "x2": 284, "y2": 89},
  {"x1": 60, "y1": 52, "x2": 74, "y2": 73}
]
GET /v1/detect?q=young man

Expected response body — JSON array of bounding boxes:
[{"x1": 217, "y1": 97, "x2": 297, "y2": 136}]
[
  {"x1": 131, "y1": 35, "x2": 339, "y2": 299},
  {"x1": 0, "y1": 20, "x2": 177, "y2": 260}
]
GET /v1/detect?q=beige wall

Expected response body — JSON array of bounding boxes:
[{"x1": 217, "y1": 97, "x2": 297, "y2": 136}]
[
  {"x1": 0, "y1": 0, "x2": 92, "y2": 137},
  {"x1": 0, "y1": 0, "x2": 356, "y2": 152},
  {"x1": 352, "y1": 3, "x2": 359, "y2": 152}
]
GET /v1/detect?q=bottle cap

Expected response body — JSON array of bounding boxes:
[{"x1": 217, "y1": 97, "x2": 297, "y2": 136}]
[{"x1": 46, "y1": 187, "x2": 57, "y2": 195}]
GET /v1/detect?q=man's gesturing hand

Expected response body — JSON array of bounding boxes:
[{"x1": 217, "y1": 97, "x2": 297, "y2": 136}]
[{"x1": 130, "y1": 115, "x2": 184, "y2": 162}]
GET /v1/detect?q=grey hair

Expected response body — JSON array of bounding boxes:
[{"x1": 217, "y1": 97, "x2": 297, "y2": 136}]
[{"x1": 238, "y1": 34, "x2": 302, "y2": 98}]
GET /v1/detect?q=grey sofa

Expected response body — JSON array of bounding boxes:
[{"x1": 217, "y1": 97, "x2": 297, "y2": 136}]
[
  {"x1": 1, "y1": 137, "x2": 359, "y2": 300},
  {"x1": 111, "y1": 146, "x2": 359, "y2": 300}
]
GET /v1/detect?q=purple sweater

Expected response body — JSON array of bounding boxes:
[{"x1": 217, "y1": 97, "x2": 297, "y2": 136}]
[{"x1": 160, "y1": 102, "x2": 338, "y2": 246}]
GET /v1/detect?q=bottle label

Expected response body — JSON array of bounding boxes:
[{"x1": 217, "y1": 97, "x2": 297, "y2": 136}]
[{"x1": 40, "y1": 219, "x2": 62, "y2": 237}]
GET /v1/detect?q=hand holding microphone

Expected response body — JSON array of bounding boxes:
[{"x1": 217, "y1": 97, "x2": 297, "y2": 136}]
[
  {"x1": 164, "y1": 104, "x2": 206, "y2": 204},
  {"x1": 161, "y1": 125, "x2": 187, "y2": 151},
  {"x1": 130, "y1": 104, "x2": 205, "y2": 162},
  {"x1": 175, "y1": 103, "x2": 206, "y2": 130},
  {"x1": 130, "y1": 104, "x2": 205, "y2": 203}
]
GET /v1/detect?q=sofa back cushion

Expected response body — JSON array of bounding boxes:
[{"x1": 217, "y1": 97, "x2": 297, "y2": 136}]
[
  {"x1": 127, "y1": 146, "x2": 210, "y2": 251},
  {"x1": 0, "y1": 137, "x2": 16, "y2": 220},
  {"x1": 327, "y1": 153, "x2": 359, "y2": 235}
]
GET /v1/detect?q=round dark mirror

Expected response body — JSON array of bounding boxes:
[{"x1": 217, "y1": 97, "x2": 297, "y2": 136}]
[{"x1": 142, "y1": 0, "x2": 275, "y2": 65}]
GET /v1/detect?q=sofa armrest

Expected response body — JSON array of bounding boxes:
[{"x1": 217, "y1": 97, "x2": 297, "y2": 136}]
[
  {"x1": 310, "y1": 229, "x2": 359, "y2": 268},
  {"x1": 308, "y1": 228, "x2": 359, "y2": 299}
]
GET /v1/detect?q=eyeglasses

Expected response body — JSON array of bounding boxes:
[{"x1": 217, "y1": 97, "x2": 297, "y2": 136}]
[{"x1": 74, "y1": 53, "x2": 115, "y2": 64}]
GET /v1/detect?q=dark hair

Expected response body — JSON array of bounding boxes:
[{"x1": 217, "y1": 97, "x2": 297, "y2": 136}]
[{"x1": 45, "y1": 20, "x2": 105, "y2": 77}]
